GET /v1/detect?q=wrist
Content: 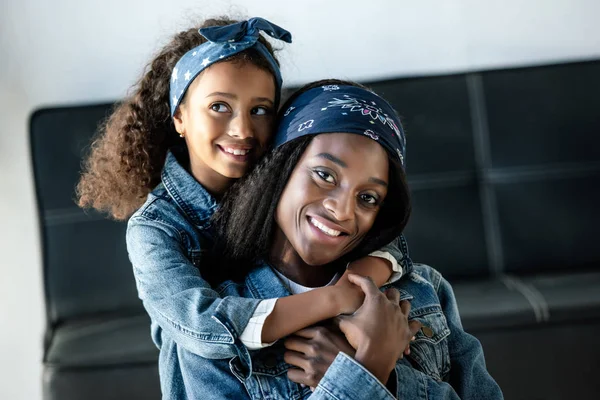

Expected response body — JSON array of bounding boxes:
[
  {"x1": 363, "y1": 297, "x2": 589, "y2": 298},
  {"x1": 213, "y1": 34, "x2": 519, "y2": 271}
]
[{"x1": 354, "y1": 343, "x2": 395, "y2": 384}]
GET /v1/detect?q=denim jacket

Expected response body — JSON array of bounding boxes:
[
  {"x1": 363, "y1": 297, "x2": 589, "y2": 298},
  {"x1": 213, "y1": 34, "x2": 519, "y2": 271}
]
[
  {"x1": 126, "y1": 149, "x2": 410, "y2": 398},
  {"x1": 165, "y1": 263, "x2": 503, "y2": 399}
]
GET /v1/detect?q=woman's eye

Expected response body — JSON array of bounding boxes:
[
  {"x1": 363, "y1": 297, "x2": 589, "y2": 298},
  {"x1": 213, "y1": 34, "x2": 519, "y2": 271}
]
[
  {"x1": 360, "y1": 193, "x2": 379, "y2": 205},
  {"x1": 211, "y1": 103, "x2": 229, "y2": 113},
  {"x1": 316, "y1": 170, "x2": 335, "y2": 184},
  {"x1": 252, "y1": 106, "x2": 270, "y2": 116}
]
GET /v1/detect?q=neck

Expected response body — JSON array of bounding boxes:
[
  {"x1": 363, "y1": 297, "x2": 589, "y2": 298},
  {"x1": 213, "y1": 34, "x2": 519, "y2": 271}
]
[
  {"x1": 189, "y1": 159, "x2": 234, "y2": 199},
  {"x1": 269, "y1": 226, "x2": 341, "y2": 287}
]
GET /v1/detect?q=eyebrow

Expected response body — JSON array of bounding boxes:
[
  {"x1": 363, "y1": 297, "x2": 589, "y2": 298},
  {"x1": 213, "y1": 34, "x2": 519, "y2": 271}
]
[
  {"x1": 317, "y1": 153, "x2": 347, "y2": 168},
  {"x1": 206, "y1": 92, "x2": 274, "y2": 105},
  {"x1": 369, "y1": 177, "x2": 388, "y2": 187},
  {"x1": 317, "y1": 152, "x2": 388, "y2": 187}
]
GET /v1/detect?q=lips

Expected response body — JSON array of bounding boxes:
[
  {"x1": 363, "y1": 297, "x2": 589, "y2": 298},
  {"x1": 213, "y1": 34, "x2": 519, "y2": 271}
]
[
  {"x1": 217, "y1": 144, "x2": 253, "y2": 162},
  {"x1": 307, "y1": 215, "x2": 350, "y2": 238},
  {"x1": 221, "y1": 146, "x2": 251, "y2": 156}
]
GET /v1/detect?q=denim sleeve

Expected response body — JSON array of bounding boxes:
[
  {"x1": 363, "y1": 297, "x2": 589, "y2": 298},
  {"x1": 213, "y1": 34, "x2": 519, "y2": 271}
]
[
  {"x1": 434, "y1": 274, "x2": 504, "y2": 399},
  {"x1": 310, "y1": 353, "x2": 395, "y2": 399},
  {"x1": 126, "y1": 216, "x2": 261, "y2": 362},
  {"x1": 392, "y1": 274, "x2": 503, "y2": 399}
]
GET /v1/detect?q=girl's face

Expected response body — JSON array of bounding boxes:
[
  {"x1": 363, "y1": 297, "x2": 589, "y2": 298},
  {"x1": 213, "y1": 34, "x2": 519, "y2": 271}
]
[
  {"x1": 173, "y1": 60, "x2": 276, "y2": 193},
  {"x1": 274, "y1": 133, "x2": 389, "y2": 268}
]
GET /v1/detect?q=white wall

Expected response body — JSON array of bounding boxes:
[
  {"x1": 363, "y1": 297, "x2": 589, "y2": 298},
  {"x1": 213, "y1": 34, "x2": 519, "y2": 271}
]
[{"x1": 1, "y1": 1, "x2": 599, "y2": 398}]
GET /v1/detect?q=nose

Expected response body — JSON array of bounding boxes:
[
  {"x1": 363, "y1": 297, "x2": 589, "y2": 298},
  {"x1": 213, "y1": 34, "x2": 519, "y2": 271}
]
[
  {"x1": 228, "y1": 112, "x2": 254, "y2": 139},
  {"x1": 323, "y1": 189, "x2": 355, "y2": 222}
]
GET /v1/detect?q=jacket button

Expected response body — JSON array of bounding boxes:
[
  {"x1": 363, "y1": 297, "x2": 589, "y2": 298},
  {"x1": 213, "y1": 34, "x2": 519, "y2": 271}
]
[{"x1": 421, "y1": 326, "x2": 434, "y2": 338}]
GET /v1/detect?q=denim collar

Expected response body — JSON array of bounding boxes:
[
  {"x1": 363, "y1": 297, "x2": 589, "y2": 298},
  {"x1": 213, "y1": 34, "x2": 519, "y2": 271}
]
[
  {"x1": 245, "y1": 264, "x2": 293, "y2": 300},
  {"x1": 161, "y1": 147, "x2": 218, "y2": 229}
]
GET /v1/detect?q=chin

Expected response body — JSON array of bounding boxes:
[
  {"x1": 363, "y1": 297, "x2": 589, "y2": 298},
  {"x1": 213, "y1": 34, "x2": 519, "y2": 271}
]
[{"x1": 299, "y1": 250, "x2": 341, "y2": 267}]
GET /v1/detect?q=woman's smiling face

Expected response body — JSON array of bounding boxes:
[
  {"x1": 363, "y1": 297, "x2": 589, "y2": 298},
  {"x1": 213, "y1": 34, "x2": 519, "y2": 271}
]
[{"x1": 274, "y1": 133, "x2": 389, "y2": 268}]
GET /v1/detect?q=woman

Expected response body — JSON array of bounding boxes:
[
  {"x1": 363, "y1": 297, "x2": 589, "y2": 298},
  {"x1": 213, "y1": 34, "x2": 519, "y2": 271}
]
[{"x1": 204, "y1": 80, "x2": 504, "y2": 399}]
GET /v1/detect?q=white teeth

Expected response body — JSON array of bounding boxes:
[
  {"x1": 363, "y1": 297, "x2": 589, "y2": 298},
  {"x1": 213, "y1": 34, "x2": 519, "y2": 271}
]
[
  {"x1": 309, "y1": 217, "x2": 341, "y2": 237},
  {"x1": 223, "y1": 147, "x2": 250, "y2": 156}
]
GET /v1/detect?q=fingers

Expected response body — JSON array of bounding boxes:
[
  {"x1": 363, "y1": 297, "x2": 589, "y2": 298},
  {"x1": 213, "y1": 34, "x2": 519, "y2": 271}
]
[
  {"x1": 284, "y1": 350, "x2": 309, "y2": 371},
  {"x1": 292, "y1": 327, "x2": 318, "y2": 339},
  {"x1": 408, "y1": 319, "x2": 422, "y2": 337},
  {"x1": 346, "y1": 273, "x2": 380, "y2": 297},
  {"x1": 287, "y1": 368, "x2": 314, "y2": 387},
  {"x1": 384, "y1": 287, "x2": 400, "y2": 304},
  {"x1": 284, "y1": 337, "x2": 309, "y2": 353},
  {"x1": 399, "y1": 299, "x2": 411, "y2": 315}
]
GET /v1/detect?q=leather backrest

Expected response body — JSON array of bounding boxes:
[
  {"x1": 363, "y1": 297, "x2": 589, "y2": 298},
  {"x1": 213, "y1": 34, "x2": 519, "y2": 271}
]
[{"x1": 30, "y1": 104, "x2": 143, "y2": 324}]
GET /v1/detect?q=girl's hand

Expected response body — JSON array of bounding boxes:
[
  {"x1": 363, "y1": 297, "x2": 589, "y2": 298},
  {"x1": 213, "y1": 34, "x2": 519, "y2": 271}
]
[
  {"x1": 334, "y1": 278, "x2": 365, "y2": 315},
  {"x1": 284, "y1": 325, "x2": 355, "y2": 389},
  {"x1": 334, "y1": 274, "x2": 422, "y2": 383}
]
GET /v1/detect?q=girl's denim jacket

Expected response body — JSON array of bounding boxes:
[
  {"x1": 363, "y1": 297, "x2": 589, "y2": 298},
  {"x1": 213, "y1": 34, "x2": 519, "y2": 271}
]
[{"x1": 127, "y1": 149, "x2": 502, "y2": 399}]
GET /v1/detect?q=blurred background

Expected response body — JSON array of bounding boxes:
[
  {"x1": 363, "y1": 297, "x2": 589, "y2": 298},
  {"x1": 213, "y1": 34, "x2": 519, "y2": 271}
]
[{"x1": 1, "y1": 1, "x2": 599, "y2": 399}]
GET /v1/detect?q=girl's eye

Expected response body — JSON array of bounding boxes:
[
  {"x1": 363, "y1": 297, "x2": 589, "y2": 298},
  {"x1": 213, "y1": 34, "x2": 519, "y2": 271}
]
[
  {"x1": 316, "y1": 170, "x2": 335, "y2": 184},
  {"x1": 360, "y1": 193, "x2": 379, "y2": 206},
  {"x1": 252, "y1": 106, "x2": 270, "y2": 116},
  {"x1": 211, "y1": 103, "x2": 229, "y2": 113}
]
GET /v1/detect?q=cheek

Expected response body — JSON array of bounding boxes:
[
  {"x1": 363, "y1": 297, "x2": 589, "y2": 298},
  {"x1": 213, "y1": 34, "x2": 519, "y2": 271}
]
[
  {"x1": 357, "y1": 210, "x2": 380, "y2": 235},
  {"x1": 254, "y1": 119, "x2": 275, "y2": 146}
]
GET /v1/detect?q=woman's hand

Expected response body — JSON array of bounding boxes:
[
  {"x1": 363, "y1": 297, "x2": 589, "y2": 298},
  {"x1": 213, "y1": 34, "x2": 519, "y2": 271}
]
[
  {"x1": 335, "y1": 274, "x2": 422, "y2": 383},
  {"x1": 284, "y1": 325, "x2": 355, "y2": 389}
]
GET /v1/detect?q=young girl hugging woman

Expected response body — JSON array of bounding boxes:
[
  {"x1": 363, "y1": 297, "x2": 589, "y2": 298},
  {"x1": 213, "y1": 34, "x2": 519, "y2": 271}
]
[
  {"x1": 208, "y1": 80, "x2": 504, "y2": 399},
  {"x1": 76, "y1": 17, "x2": 413, "y2": 398}
]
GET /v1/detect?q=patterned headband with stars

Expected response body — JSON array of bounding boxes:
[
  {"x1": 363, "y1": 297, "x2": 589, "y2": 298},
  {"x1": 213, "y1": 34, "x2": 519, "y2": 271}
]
[
  {"x1": 169, "y1": 17, "x2": 292, "y2": 116},
  {"x1": 274, "y1": 84, "x2": 407, "y2": 167}
]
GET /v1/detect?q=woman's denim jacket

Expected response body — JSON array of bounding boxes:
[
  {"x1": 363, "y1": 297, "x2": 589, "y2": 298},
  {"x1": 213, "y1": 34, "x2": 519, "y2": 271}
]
[{"x1": 127, "y1": 149, "x2": 502, "y2": 399}]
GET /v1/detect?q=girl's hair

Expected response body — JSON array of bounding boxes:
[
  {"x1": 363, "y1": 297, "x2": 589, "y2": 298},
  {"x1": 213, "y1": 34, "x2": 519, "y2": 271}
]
[
  {"x1": 76, "y1": 18, "x2": 280, "y2": 220},
  {"x1": 213, "y1": 79, "x2": 411, "y2": 281}
]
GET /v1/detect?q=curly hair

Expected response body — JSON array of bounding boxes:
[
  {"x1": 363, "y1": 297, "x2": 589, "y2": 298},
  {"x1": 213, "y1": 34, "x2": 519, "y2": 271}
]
[
  {"x1": 76, "y1": 18, "x2": 280, "y2": 220},
  {"x1": 212, "y1": 79, "x2": 411, "y2": 281}
]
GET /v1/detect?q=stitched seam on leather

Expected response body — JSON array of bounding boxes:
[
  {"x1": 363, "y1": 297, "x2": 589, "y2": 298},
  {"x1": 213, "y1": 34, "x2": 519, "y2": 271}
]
[
  {"x1": 500, "y1": 274, "x2": 550, "y2": 322},
  {"x1": 467, "y1": 73, "x2": 504, "y2": 276}
]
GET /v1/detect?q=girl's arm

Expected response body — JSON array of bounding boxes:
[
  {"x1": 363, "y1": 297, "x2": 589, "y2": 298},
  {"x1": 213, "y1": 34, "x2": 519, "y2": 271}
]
[
  {"x1": 128, "y1": 215, "x2": 364, "y2": 354},
  {"x1": 259, "y1": 245, "x2": 399, "y2": 344}
]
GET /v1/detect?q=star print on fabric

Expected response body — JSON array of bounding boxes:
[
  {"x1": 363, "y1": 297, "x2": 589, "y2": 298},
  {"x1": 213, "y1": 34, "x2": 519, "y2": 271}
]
[
  {"x1": 219, "y1": 55, "x2": 225, "y2": 59},
  {"x1": 201, "y1": 57, "x2": 210, "y2": 67},
  {"x1": 171, "y1": 67, "x2": 178, "y2": 83},
  {"x1": 172, "y1": 95, "x2": 177, "y2": 105},
  {"x1": 298, "y1": 119, "x2": 314, "y2": 131},
  {"x1": 229, "y1": 44, "x2": 237, "y2": 50},
  {"x1": 192, "y1": 51, "x2": 197, "y2": 56},
  {"x1": 184, "y1": 70, "x2": 191, "y2": 81},
  {"x1": 284, "y1": 106, "x2": 296, "y2": 116}
]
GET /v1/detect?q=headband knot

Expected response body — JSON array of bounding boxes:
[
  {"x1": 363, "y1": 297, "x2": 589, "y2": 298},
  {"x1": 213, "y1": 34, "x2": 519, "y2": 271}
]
[
  {"x1": 199, "y1": 17, "x2": 292, "y2": 44},
  {"x1": 170, "y1": 17, "x2": 292, "y2": 116}
]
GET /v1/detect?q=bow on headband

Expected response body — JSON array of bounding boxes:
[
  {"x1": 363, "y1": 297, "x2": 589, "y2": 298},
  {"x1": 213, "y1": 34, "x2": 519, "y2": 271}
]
[{"x1": 170, "y1": 17, "x2": 292, "y2": 116}]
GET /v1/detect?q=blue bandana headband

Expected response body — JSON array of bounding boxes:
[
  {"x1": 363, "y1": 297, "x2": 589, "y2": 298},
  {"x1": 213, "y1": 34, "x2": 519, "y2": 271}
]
[
  {"x1": 274, "y1": 85, "x2": 406, "y2": 166},
  {"x1": 169, "y1": 17, "x2": 292, "y2": 116}
]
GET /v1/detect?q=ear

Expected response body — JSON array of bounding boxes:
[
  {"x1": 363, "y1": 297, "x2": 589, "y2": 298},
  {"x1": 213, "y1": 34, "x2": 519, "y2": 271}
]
[{"x1": 173, "y1": 106, "x2": 185, "y2": 136}]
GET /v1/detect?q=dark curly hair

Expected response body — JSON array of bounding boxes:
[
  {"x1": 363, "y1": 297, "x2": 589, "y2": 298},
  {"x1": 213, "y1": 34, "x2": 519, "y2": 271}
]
[
  {"x1": 212, "y1": 79, "x2": 411, "y2": 281},
  {"x1": 76, "y1": 17, "x2": 280, "y2": 220}
]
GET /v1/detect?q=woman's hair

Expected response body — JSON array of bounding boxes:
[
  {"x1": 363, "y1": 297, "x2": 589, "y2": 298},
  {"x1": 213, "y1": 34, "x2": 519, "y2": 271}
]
[
  {"x1": 213, "y1": 79, "x2": 411, "y2": 281},
  {"x1": 76, "y1": 18, "x2": 280, "y2": 220}
]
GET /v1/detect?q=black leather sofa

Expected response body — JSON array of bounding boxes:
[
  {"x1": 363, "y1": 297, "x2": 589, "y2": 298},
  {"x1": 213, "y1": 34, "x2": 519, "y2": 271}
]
[{"x1": 31, "y1": 59, "x2": 600, "y2": 400}]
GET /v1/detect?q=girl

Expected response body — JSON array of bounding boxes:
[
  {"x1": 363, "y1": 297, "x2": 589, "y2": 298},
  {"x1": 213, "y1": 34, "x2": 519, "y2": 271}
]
[
  {"x1": 208, "y1": 80, "x2": 504, "y2": 399},
  {"x1": 77, "y1": 17, "x2": 410, "y2": 396}
]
